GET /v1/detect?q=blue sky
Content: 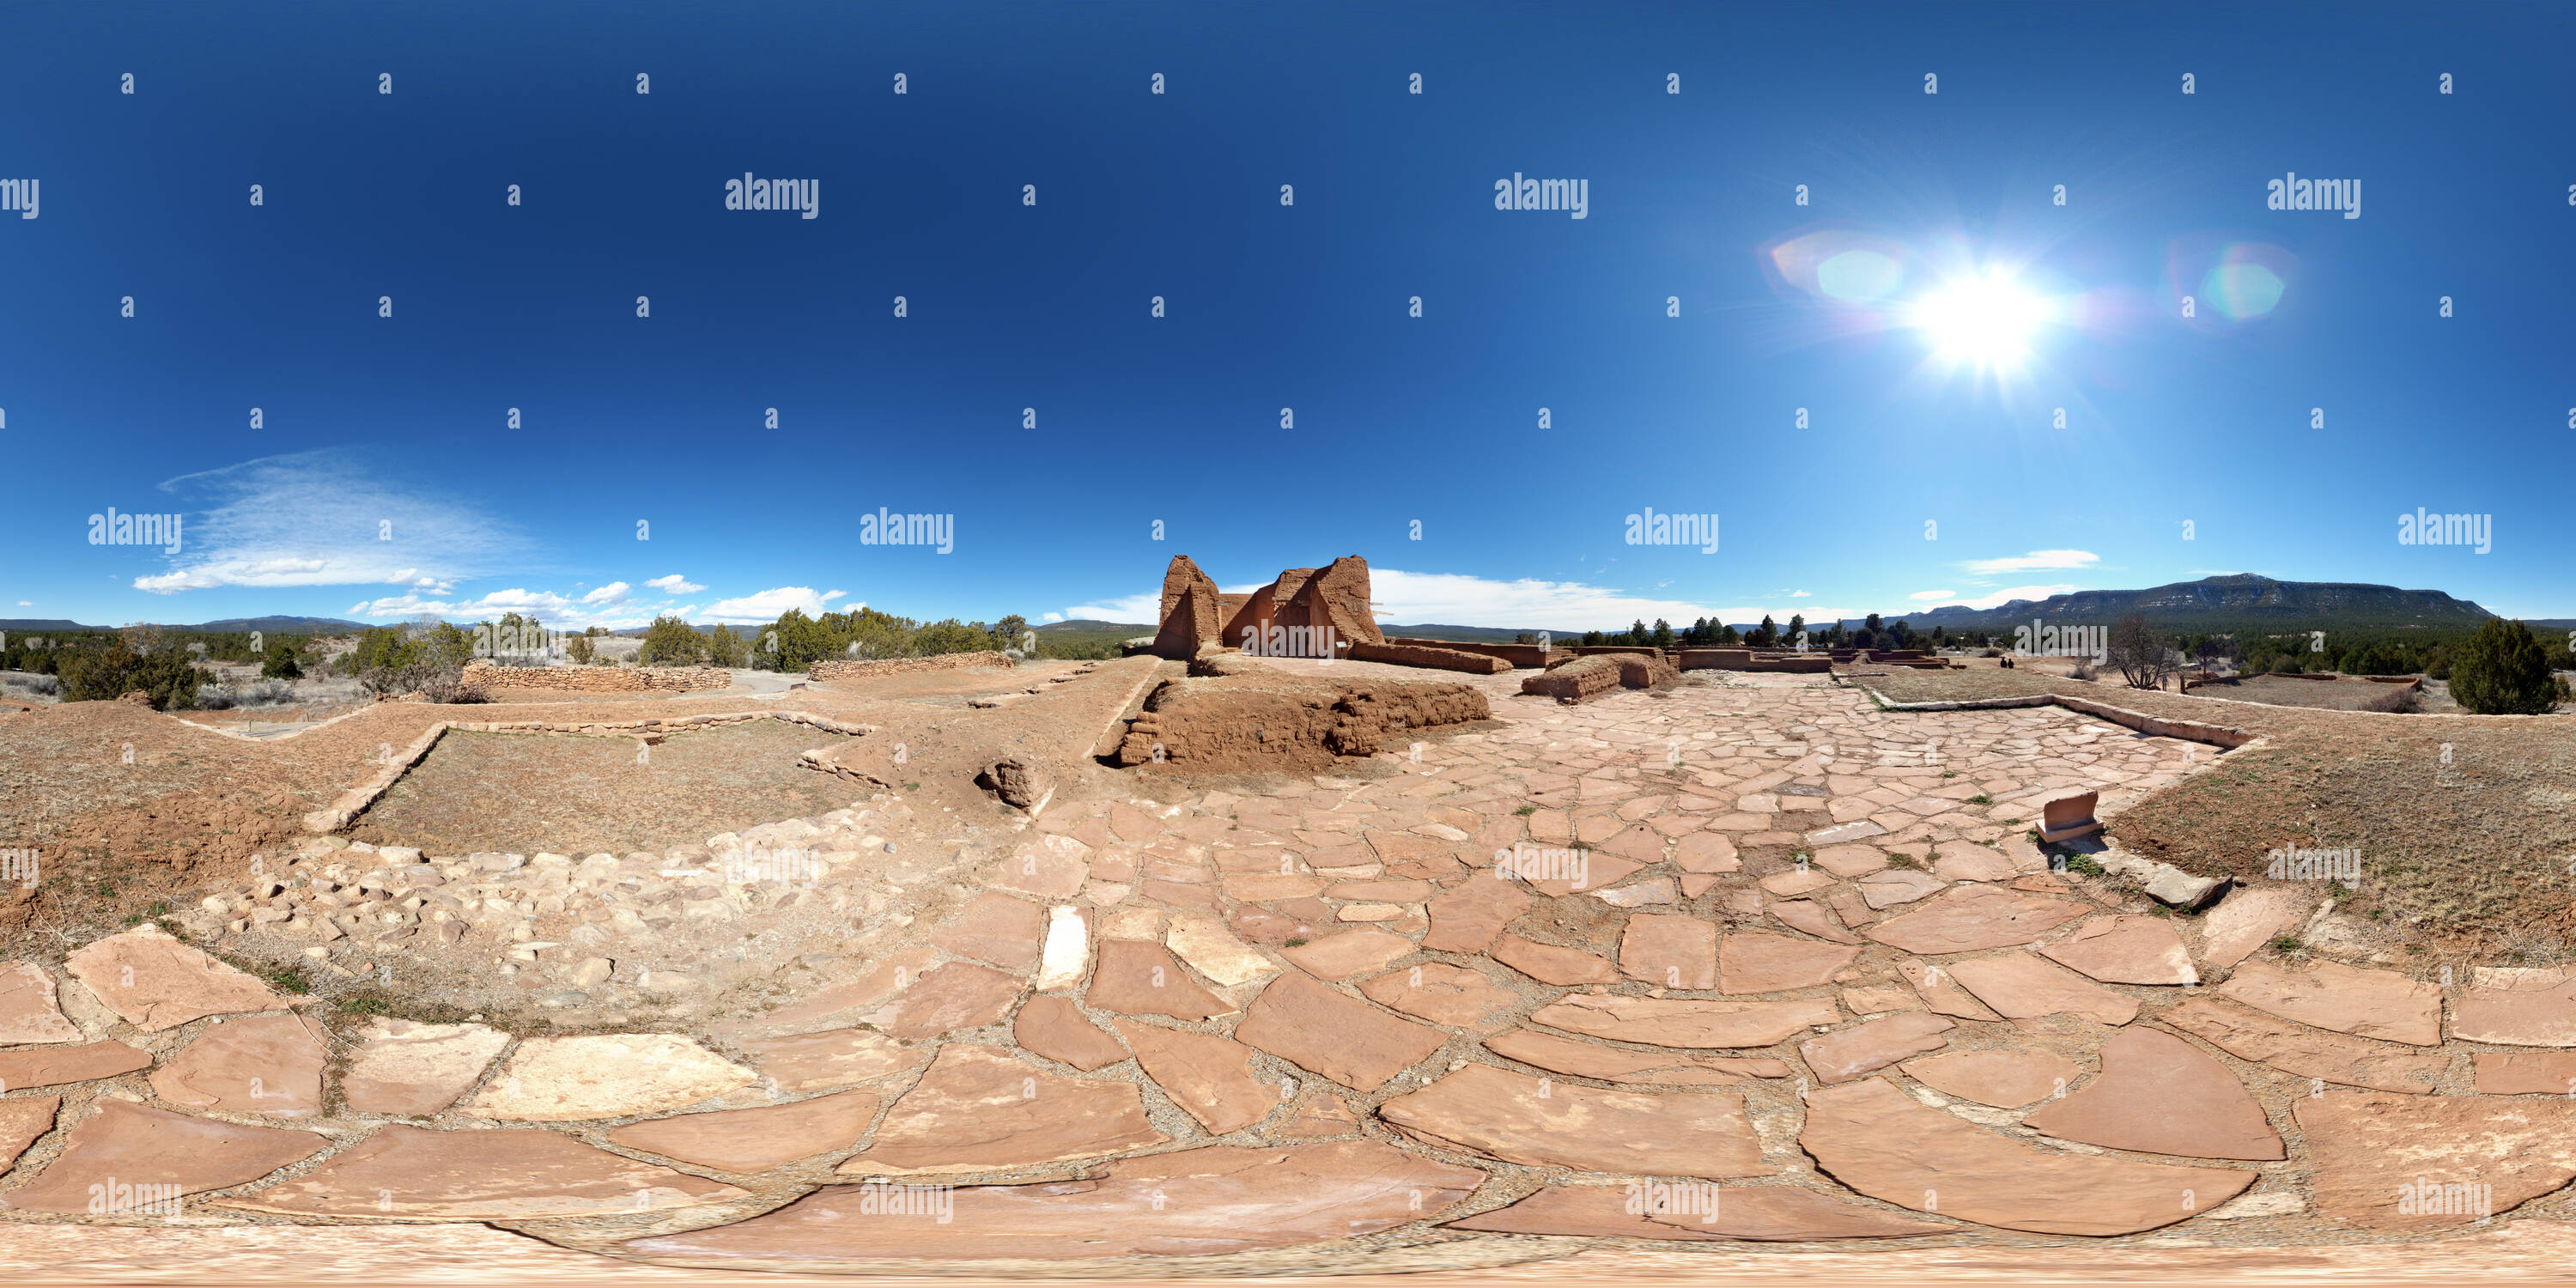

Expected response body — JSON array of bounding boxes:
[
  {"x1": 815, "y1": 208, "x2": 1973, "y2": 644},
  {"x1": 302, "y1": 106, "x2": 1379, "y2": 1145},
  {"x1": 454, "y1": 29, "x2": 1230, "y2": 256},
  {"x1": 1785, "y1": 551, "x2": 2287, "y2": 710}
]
[{"x1": 4, "y1": 0, "x2": 2571, "y2": 632}]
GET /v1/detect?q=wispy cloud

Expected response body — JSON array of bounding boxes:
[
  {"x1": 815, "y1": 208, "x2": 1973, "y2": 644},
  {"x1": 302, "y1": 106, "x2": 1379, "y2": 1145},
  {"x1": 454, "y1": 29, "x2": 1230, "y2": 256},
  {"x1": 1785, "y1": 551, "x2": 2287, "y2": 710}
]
[
  {"x1": 133, "y1": 450, "x2": 519, "y2": 594},
  {"x1": 580, "y1": 581, "x2": 630, "y2": 605},
  {"x1": 1959, "y1": 550, "x2": 2099, "y2": 577},
  {"x1": 646, "y1": 574, "x2": 704, "y2": 594},
  {"x1": 1932, "y1": 584, "x2": 2081, "y2": 611},
  {"x1": 1060, "y1": 592, "x2": 1163, "y2": 623},
  {"x1": 1908, "y1": 589, "x2": 1956, "y2": 601},
  {"x1": 702, "y1": 586, "x2": 841, "y2": 623}
]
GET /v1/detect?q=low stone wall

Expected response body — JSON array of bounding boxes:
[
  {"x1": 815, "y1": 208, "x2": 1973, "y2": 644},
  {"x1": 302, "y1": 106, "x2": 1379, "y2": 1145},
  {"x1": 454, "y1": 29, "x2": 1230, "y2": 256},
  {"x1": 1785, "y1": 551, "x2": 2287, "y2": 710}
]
[
  {"x1": 1347, "y1": 641, "x2": 1512, "y2": 674},
  {"x1": 1114, "y1": 674, "x2": 1489, "y2": 771},
  {"x1": 810, "y1": 651, "x2": 1015, "y2": 682},
  {"x1": 1680, "y1": 649, "x2": 1832, "y2": 673},
  {"x1": 1381, "y1": 639, "x2": 1559, "y2": 669},
  {"x1": 459, "y1": 662, "x2": 732, "y2": 693},
  {"x1": 1521, "y1": 653, "x2": 1683, "y2": 703}
]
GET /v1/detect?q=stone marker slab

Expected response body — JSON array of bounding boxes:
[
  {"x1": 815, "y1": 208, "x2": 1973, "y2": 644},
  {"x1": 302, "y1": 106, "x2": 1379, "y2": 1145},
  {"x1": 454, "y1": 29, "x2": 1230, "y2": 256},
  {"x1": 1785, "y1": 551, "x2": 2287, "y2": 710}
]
[
  {"x1": 226, "y1": 1123, "x2": 745, "y2": 1218},
  {"x1": 631, "y1": 1140, "x2": 1484, "y2": 1261},
  {"x1": 1379, "y1": 1064, "x2": 1764, "y2": 1177}
]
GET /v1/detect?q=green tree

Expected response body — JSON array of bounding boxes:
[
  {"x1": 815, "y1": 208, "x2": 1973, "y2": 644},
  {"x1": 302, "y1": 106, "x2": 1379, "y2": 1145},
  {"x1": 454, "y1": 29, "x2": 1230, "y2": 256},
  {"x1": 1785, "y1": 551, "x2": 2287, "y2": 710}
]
[
  {"x1": 1787, "y1": 614, "x2": 1805, "y2": 647},
  {"x1": 763, "y1": 609, "x2": 835, "y2": 671},
  {"x1": 705, "y1": 624, "x2": 748, "y2": 667},
  {"x1": 565, "y1": 634, "x2": 597, "y2": 665},
  {"x1": 260, "y1": 644, "x2": 303, "y2": 679},
  {"x1": 1753, "y1": 615, "x2": 1777, "y2": 648},
  {"x1": 2450, "y1": 618, "x2": 2559, "y2": 714},
  {"x1": 60, "y1": 645, "x2": 211, "y2": 708},
  {"x1": 640, "y1": 615, "x2": 706, "y2": 665},
  {"x1": 1650, "y1": 618, "x2": 1675, "y2": 647}
]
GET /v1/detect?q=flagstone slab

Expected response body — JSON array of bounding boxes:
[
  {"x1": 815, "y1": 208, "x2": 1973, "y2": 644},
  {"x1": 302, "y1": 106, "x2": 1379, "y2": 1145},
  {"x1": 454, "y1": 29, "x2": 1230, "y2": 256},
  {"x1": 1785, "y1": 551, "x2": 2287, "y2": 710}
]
[
  {"x1": 1358, "y1": 963, "x2": 1517, "y2": 1029},
  {"x1": 610, "y1": 1090, "x2": 880, "y2": 1173},
  {"x1": 149, "y1": 1013, "x2": 330, "y2": 1118},
  {"x1": 1163, "y1": 914, "x2": 1276, "y2": 987},
  {"x1": 2476, "y1": 1052, "x2": 2576, "y2": 1096},
  {"x1": 1866, "y1": 885, "x2": 2088, "y2": 955},
  {"x1": 866, "y1": 962, "x2": 1029, "y2": 1039},
  {"x1": 1421, "y1": 877, "x2": 1534, "y2": 953},
  {"x1": 991, "y1": 834, "x2": 1090, "y2": 899},
  {"x1": 1280, "y1": 1086, "x2": 1360, "y2": 1138},
  {"x1": 2452, "y1": 971, "x2": 2576, "y2": 1048},
  {"x1": 226, "y1": 1123, "x2": 745, "y2": 1218},
  {"x1": 1932, "y1": 841, "x2": 2017, "y2": 884},
  {"x1": 929, "y1": 892, "x2": 1048, "y2": 970},
  {"x1": 0, "y1": 962, "x2": 79, "y2": 1044},
  {"x1": 1721, "y1": 933, "x2": 1859, "y2": 995},
  {"x1": 2041, "y1": 915, "x2": 2198, "y2": 986},
  {"x1": 1280, "y1": 931, "x2": 1415, "y2": 981},
  {"x1": 1801, "y1": 1012, "x2": 1955, "y2": 1084},
  {"x1": 1379, "y1": 1063, "x2": 1764, "y2": 1177},
  {"x1": 0, "y1": 1038, "x2": 152, "y2": 1089},
  {"x1": 1085, "y1": 941, "x2": 1233, "y2": 1020},
  {"x1": 1674, "y1": 833, "x2": 1741, "y2": 874},
  {"x1": 1112, "y1": 1018, "x2": 1272, "y2": 1134},
  {"x1": 1771, "y1": 899, "x2": 1863, "y2": 945},
  {"x1": 1527, "y1": 855, "x2": 1642, "y2": 897},
  {"x1": 2294, "y1": 1093, "x2": 2576, "y2": 1228},
  {"x1": 841, "y1": 1044, "x2": 1167, "y2": 1174},
  {"x1": 2216, "y1": 958, "x2": 2440, "y2": 1047},
  {"x1": 737, "y1": 1026, "x2": 924, "y2": 1092},
  {"x1": 1233, "y1": 973, "x2": 1447, "y2": 1091},
  {"x1": 1448, "y1": 1182, "x2": 1949, "y2": 1241},
  {"x1": 343, "y1": 1019, "x2": 513, "y2": 1115},
  {"x1": 1947, "y1": 952, "x2": 2141, "y2": 1025},
  {"x1": 2023, "y1": 1028, "x2": 2283, "y2": 1160},
  {"x1": 4, "y1": 1099, "x2": 324, "y2": 1215},
  {"x1": 1012, "y1": 995, "x2": 1130, "y2": 1071},
  {"x1": 1800, "y1": 1078, "x2": 2255, "y2": 1236},
  {"x1": 1529, "y1": 993, "x2": 1838, "y2": 1050},
  {"x1": 744, "y1": 946, "x2": 939, "y2": 1034},
  {"x1": 1483, "y1": 1029, "x2": 1789, "y2": 1085},
  {"x1": 462, "y1": 1035, "x2": 756, "y2": 1121},
  {"x1": 2158, "y1": 998, "x2": 2446, "y2": 1094},
  {"x1": 1900, "y1": 1048, "x2": 2081, "y2": 1107},
  {"x1": 1856, "y1": 869, "x2": 1947, "y2": 909},
  {"x1": 62, "y1": 926, "x2": 289, "y2": 1032},
  {"x1": 2195, "y1": 887, "x2": 2311, "y2": 969},
  {"x1": 1760, "y1": 869, "x2": 1838, "y2": 897},
  {"x1": 1622, "y1": 914, "x2": 1718, "y2": 989},
  {"x1": 1491, "y1": 934, "x2": 1620, "y2": 985},
  {"x1": 0, "y1": 1097, "x2": 58, "y2": 1172},
  {"x1": 1811, "y1": 844, "x2": 1891, "y2": 878},
  {"x1": 631, "y1": 1140, "x2": 1484, "y2": 1261}
]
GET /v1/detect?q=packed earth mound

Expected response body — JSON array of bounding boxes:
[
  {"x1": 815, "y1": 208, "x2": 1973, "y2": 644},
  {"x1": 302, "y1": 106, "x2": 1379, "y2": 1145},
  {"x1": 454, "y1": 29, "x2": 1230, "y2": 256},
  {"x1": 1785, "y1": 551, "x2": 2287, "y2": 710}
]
[{"x1": 1112, "y1": 666, "x2": 1492, "y2": 771}]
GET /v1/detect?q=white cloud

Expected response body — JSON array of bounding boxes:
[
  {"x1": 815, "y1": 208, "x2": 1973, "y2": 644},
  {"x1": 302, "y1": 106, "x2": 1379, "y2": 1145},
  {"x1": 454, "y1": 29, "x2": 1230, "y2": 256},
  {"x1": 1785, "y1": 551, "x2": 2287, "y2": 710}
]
[
  {"x1": 823, "y1": 590, "x2": 847, "y2": 603},
  {"x1": 1789, "y1": 590, "x2": 1811, "y2": 598},
  {"x1": 15, "y1": 601, "x2": 28, "y2": 607},
  {"x1": 580, "y1": 581, "x2": 630, "y2": 605},
  {"x1": 1041, "y1": 611, "x2": 1064, "y2": 623},
  {"x1": 1926, "y1": 584, "x2": 2081, "y2": 611},
  {"x1": 130, "y1": 450, "x2": 519, "y2": 594},
  {"x1": 646, "y1": 574, "x2": 705, "y2": 594},
  {"x1": 702, "y1": 586, "x2": 840, "y2": 623},
  {"x1": 1959, "y1": 550, "x2": 2099, "y2": 577},
  {"x1": 1067, "y1": 569, "x2": 1892, "y2": 632},
  {"x1": 1908, "y1": 589, "x2": 1956, "y2": 602},
  {"x1": 1060, "y1": 592, "x2": 1163, "y2": 623}
]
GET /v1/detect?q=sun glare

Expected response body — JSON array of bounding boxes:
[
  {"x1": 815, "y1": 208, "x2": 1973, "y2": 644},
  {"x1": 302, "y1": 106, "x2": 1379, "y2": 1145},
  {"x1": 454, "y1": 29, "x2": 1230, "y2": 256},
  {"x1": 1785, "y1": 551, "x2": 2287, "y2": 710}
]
[{"x1": 1910, "y1": 271, "x2": 2050, "y2": 368}]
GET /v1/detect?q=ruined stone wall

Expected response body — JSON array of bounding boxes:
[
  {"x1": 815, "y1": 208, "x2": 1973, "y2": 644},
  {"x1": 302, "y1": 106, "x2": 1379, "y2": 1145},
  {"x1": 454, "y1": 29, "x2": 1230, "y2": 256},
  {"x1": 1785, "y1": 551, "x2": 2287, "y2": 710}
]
[
  {"x1": 459, "y1": 662, "x2": 732, "y2": 693},
  {"x1": 1677, "y1": 649, "x2": 1832, "y2": 673},
  {"x1": 1151, "y1": 555, "x2": 1224, "y2": 660},
  {"x1": 1346, "y1": 641, "x2": 1512, "y2": 674},
  {"x1": 1521, "y1": 653, "x2": 1683, "y2": 702},
  {"x1": 1382, "y1": 639, "x2": 1559, "y2": 669},
  {"x1": 1114, "y1": 673, "x2": 1488, "y2": 771},
  {"x1": 810, "y1": 652, "x2": 1014, "y2": 681}
]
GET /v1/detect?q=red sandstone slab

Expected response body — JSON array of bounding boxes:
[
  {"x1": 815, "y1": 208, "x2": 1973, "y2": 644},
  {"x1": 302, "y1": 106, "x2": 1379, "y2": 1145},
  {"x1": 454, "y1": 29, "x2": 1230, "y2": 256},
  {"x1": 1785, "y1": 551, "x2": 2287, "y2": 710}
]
[
  {"x1": 1800, "y1": 1012, "x2": 1955, "y2": 1084},
  {"x1": 1234, "y1": 973, "x2": 1447, "y2": 1091},
  {"x1": 343, "y1": 1019, "x2": 513, "y2": 1115},
  {"x1": 1483, "y1": 1029, "x2": 1788, "y2": 1085},
  {"x1": 1526, "y1": 855, "x2": 1641, "y2": 898},
  {"x1": 1379, "y1": 1064, "x2": 1764, "y2": 1177},
  {"x1": 1447, "y1": 1182, "x2": 1950, "y2": 1241},
  {"x1": 2158, "y1": 998, "x2": 2447, "y2": 1094},
  {"x1": 6, "y1": 1099, "x2": 324, "y2": 1214},
  {"x1": 1770, "y1": 899, "x2": 1863, "y2": 945},
  {"x1": 2295, "y1": 1093, "x2": 2576, "y2": 1228},
  {"x1": 990, "y1": 835, "x2": 1090, "y2": 900},
  {"x1": 1528, "y1": 993, "x2": 1838, "y2": 1049},
  {"x1": 738, "y1": 1026, "x2": 925, "y2": 1091},
  {"x1": 2040, "y1": 915, "x2": 2198, "y2": 986},
  {"x1": 2216, "y1": 958, "x2": 2440, "y2": 1047},
  {"x1": 0, "y1": 1097, "x2": 59, "y2": 1172},
  {"x1": 1280, "y1": 931, "x2": 1415, "y2": 981},
  {"x1": 1012, "y1": 995, "x2": 1130, "y2": 1071},
  {"x1": 1895, "y1": 959, "x2": 2002, "y2": 1021},
  {"x1": 1622, "y1": 914, "x2": 1717, "y2": 989},
  {"x1": 227, "y1": 1123, "x2": 745, "y2": 1218},
  {"x1": 1801, "y1": 1078, "x2": 2254, "y2": 1236},
  {"x1": 1112, "y1": 1018, "x2": 1272, "y2": 1134},
  {"x1": 2024, "y1": 1028, "x2": 2283, "y2": 1160},
  {"x1": 1085, "y1": 940, "x2": 1234, "y2": 1020},
  {"x1": 148, "y1": 1013, "x2": 330, "y2": 1118},
  {"x1": 62, "y1": 927, "x2": 289, "y2": 1032},
  {"x1": 1491, "y1": 934, "x2": 1619, "y2": 986},
  {"x1": 929, "y1": 892, "x2": 1048, "y2": 970},
  {"x1": 0, "y1": 962, "x2": 79, "y2": 1044},
  {"x1": 1900, "y1": 1048, "x2": 2082, "y2": 1107},
  {"x1": 2195, "y1": 888, "x2": 2312, "y2": 969},
  {"x1": 1720, "y1": 933, "x2": 1860, "y2": 995},
  {"x1": 2476, "y1": 1052, "x2": 2576, "y2": 1095},
  {"x1": 841, "y1": 1045, "x2": 1167, "y2": 1174},
  {"x1": 2452, "y1": 971, "x2": 2576, "y2": 1048},
  {"x1": 1421, "y1": 877, "x2": 1533, "y2": 953},
  {"x1": 610, "y1": 1090, "x2": 879, "y2": 1173},
  {"x1": 1864, "y1": 885, "x2": 2088, "y2": 955},
  {"x1": 0, "y1": 1039, "x2": 151, "y2": 1090},
  {"x1": 1947, "y1": 951, "x2": 2140, "y2": 1026},
  {"x1": 1358, "y1": 963, "x2": 1517, "y2": 1029},
  {"x1": 629, "y1": 1140, "x2": 1485, "y2": 1261},
  {"x1": 743, "y1": 946, "x2": 939, "y2": 1034},
  {"x1": 866, "y1": 963, "x2": 1027, "y2": 1039}
]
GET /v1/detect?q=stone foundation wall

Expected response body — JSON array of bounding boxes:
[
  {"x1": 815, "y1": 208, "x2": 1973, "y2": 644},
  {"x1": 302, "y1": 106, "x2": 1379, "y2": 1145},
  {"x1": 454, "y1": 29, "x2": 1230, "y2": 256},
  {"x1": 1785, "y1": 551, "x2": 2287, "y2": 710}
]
[
  {"x1": 1381, "y1": 639, "x2": 1559, "y2": 669},
  {"x1": 1520, "y1": 653, "x2": 1683, "y2": 703},
  {"x1": 1115, "y1": 674, "x2": 1488, "y2": 771},
  {"x1": 1678, "y1": 649, "x2": 1832, "y2": 673},
  {"x1": 1346, "y1": 641, "x2": 1513, "y2": 674},
  {"x1": 810, "y1": 651, "x2": 1014, "y2": 681},
  {"x1": 459, "y1": 662, "x2": 732, "y2": 693}
]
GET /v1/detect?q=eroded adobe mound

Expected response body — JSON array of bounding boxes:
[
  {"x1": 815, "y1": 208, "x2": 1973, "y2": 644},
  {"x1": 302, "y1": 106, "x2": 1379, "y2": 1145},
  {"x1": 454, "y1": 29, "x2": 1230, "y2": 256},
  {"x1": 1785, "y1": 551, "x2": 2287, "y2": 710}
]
[
  {"x1": 1113, "y1": 669, "x2": 1488, "y2": 771},
  {"x1": 1520, "y1": 653, "x2": 1683, "y2": 703}
]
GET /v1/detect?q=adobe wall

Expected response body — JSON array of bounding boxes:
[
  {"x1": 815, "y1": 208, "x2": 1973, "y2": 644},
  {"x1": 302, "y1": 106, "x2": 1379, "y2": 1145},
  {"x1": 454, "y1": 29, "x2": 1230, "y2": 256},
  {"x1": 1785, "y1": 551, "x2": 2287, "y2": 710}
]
[
  {"x1": 459, "y1": 661, "x2": 733, "y2": 693},
  {"x1": 1382, "y1": 638, "x2": 1560, "y2": 669},
  {"x1": 1677, "y1": 649, "x2": 1832, "y2": 673},
  {"x1": 1346, "y1": 641, "x2": 1512, "y2": 674},
  {"x1": 1113, "y1": 671, "x2": 1489, "y2": 772},
  {"x1": 1520, "y1": 653, "x2": 1683, "y2": 703},
  {"x1": 810, "y1": 651, "x2": 1014, "y2": 681},
  {"x1": 1151, "y1": 556, "x2": 1225, "y2": 660}
]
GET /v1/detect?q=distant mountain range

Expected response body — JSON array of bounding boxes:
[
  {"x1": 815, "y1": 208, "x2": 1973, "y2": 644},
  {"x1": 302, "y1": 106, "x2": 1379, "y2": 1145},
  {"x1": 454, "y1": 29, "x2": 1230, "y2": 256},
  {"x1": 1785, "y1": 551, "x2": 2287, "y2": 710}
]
[
  {"x1": 1877, "y1": 575, "x2": 2497, "y2": 631},
  {"x1": 0, "y1": 615, "x2": 374, "y2": 634}
]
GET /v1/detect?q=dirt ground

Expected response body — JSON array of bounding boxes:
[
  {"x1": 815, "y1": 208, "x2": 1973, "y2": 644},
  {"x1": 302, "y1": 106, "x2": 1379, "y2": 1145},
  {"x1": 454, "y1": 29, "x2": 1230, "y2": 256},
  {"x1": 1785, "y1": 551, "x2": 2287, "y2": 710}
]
[
  {"x1": 1856, "y1": 664, "x2": 2576, "y2": 957},
  {"x1": 349, "y1": 721, "x2": 866, "y2": 856}
]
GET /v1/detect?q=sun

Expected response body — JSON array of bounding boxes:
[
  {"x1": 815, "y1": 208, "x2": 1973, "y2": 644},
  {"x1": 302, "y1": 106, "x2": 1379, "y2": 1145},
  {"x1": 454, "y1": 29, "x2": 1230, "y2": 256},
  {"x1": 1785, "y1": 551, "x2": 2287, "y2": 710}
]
[{"x1": 1909, "y1": 270, "x2": 2051, "y2": 369}]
